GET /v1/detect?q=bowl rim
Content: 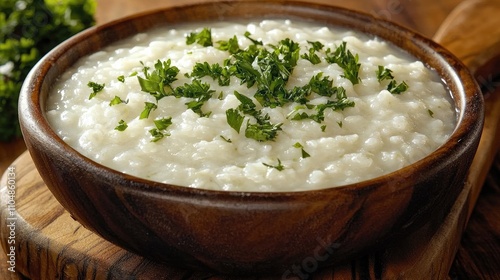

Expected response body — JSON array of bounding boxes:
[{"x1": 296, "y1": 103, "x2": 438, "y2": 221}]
[{"x1": 19, "y1": 0, "x2": 484, "y2": 198}]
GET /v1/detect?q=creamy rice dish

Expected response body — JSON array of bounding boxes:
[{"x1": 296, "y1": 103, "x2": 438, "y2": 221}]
[{"x1": 46, "y1": 20, "x2": 455, "y2": 192}]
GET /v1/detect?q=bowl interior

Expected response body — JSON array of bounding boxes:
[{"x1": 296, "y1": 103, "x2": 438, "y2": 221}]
[{"x1": 26, "y1": 0, "x2": 482, "y2": 196}]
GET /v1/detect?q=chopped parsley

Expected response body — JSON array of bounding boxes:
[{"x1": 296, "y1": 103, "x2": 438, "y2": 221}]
[
  {"x1": 325, "y1": 41, "x2": 361, "y2": 85},
  {"x1": 217, "y1": 35, "x2": 241, "y2": 54},
  {"x1": 173, "y1": 79, "x2": 215, "y2": 117},
  {"x1": 263, "y1": 158, "x2": 285, "y2": 171},
  {"x1": 244, "y1": 31, "x2": 263, "y2": 45},
  {"x1": 226, "y1": 108, "x2": 245, "y2": 133},
  {"x1": 114, "y1": 119, "x2": 128, "y2": 131},
  {"x1": 293, "y1": 142, "x2": 311, "y2": 158},
  {"x1": 140, "y1": 102, "x2": 158, "y2": 119},
  {"x1": 376, "y1": 65, "x2": 394, "y2": 82},
  {"x1": 301, "y1": 41, "x2": 324, "y2": 65},
  {"x1": 189, "y1": 61, "x2": 231, "y2": 86},
  {"x1": 149, "y1": 117, "x2": 173, "y2": 142},
  {"x1": 186, "y1": 28, "x2": 213, "y2": 47},
  {"x1": 87, "y1": 81, "x2": 105, "y2": 99},
  {"x1": 138, "y1": 59, "x2": 180, "y2": 101},
  {"x1": 387, "y1": 80, "x2": 409, "y2": 94},
  {"x1": 109, "y1": 96, "x2": 128, "y2": 106}
]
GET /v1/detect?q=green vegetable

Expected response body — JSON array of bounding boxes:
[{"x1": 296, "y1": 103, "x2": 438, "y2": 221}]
[
  {"x1": 226, "y1": 108, "x2": 245, "y2": 133},
  {"x1": 376, "y1": 65, "x2": 394, "y2": 82},
  {"x1": 325, "y1": 41, "x2": 361, "y2": 85},
  {"x1": 0, "y1": 0, "x2": 95, "y2": 141},
  {"x1": 140, "y1": 102, "x2": 157, "y2": 119},
  {"x1": 216, "y1": 35, "x2": 241, "y2": 54},
  {"x1": 173, "y1": 79, "x2": 215, "y2": 117},
  {"x1": 188, "y1": 61, "x2": 231, "y2": 86},
  {"x1": 263, "y1": 158, "x2": 285, "y2": 171},
  {"x1": 301, "y1": 41, "x2": 324, "y2": 65},
  {"x1": 138, "y1": 59, "x2": 179, "y2": 101},
  {"x1": 87, "y1": 81, "x2": 104, "y2": 99},
  {"x1": 109, "y1": 96, "x2": 128, "y2": 106},
  {"x1": 114, "y1": 119, "x2": 128, "y2": 131},
  {"x1": 149, "y1": 117, "x2": 172, "y2": 142},
  {"x1": 293, "y1": 142, "x2": 310, "y2": 158},
  {"x1": 387, "y1": 80, "x2": 409, "y2": 94},
  {"x1": 186, "y1": 28, "x2": 213, "y2": 47}
]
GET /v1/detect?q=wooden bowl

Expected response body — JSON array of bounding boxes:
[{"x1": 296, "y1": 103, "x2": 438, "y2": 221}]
[{"x1": 18, "y1": 0, "x2": 483, "y2": 275}]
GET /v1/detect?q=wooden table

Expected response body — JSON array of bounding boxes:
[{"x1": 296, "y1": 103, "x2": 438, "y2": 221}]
[{"x1": 1, "y1": 0, "x2": 499, "y2": 279}]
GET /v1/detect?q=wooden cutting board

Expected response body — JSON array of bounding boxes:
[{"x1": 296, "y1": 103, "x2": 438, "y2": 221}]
[
  {"x1": 0, "y1": 150, "x2": 485, "y2": 279},
  {"x1": 2, "y1": 0, "x2": 500, "y2": 279}
]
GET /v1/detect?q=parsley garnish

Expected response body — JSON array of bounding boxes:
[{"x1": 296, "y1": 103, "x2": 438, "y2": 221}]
[
  {"x1": 230, "y1": 91, "x2": 283, "y2": 141},
  {"x1": 217, "y1": 35, "x2": 241, "y2": 54},
  {"x1": 325, "y1": 41, "x2": 361, "y2": 85},
  {"x1": 293, "y1": 142, "x2": 311, "y2": 158},
  {"x1": 149, "y1": 117, "x2": 173, "y2": 142},
  {"x1": 244, "y1": 31, "x2": 263, "y2": 45},
  {"x1": 263, "y1": 158, "x2": 285, "y2": 171},
  {"x1": 245, "y1": 120, "x2": 282, "y2": 142},
  {"x1": 301, "y1": 41, "x2": 324, "y2": 65},
  {"x1": 226, "y1": 108, "x2": 245, "y2": 133},
  {"x1": 140, "y1": 102, "x2": 157, "y2": 119},
  {"x1": 173, "y1": 79, "x2": 215, "y2": 117},
  {"x1": 87, "y1": 81, "x2": 105, "y2": 99},
  {"x1": 114, "y1": 119, "x2": 128, "y2": 131},
  {"x1": 186, "y1": 28, "x2": 213, "y2": 47},
  {"x1": 138, "y1": 59, "x2": 179, "y2": 101},
  {"x1": 220, "y1": 135, "x2": 232, "y2": 143},
  {"x1": 387, "y1": 80, "x2": 409, "y2": 94},
  {"x1": 376, "y1": 65, "x2": 394, "y2": 82},
  {"x1": 428, "y1": 109, "x2": 434, "y2": 117},
  {"x1": 154, "y1": 117, "x2": 173, "y2": 130},
  {"x1": 109, "y1": 96, "x2": 128, "y2": 106},
  {"x1": 189, "y1": 61, "x2": 231, "y2": 86},
  {"x1": 117, "y1": 75, "x2": 125, "y2": 83}
]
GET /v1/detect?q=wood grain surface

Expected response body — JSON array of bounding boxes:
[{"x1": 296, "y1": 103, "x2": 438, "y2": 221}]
[{"x1": 1, "y1": 0, "x2": 499, "y2": 279}]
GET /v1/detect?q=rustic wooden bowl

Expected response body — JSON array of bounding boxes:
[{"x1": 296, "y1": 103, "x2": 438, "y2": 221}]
[{"x1": 18, "y1": 0, "x2": 484, "y2": 275}]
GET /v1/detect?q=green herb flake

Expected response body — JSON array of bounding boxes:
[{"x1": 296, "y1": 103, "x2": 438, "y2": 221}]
[
  {"x1": 173, "y1": 79, "x2": 215, "y2": 117},
  {"x1": 244, "y1": 31, "x2": 263, "y2": 45},
  {"x1": 376, "y1": 66, "x2": 394, "y2": 82},
  {"x1": 428, "y1": 109, "x2": 434, "y2": 118},
  {"x1": 325, "y1": 41, "x2": 361, "y2": 85},
  {"x1": 154, "y1": 117, "x2": 173, "y2": 130},
  {"x1": 186, "y1": 28, "x2": 213, "y2": 47},
  {"x1": 217, "y1": 35, "x2": 241, "y2": 54},
  {"x1": 140, "y1": 102, "x2": 158, "y2": 119},
  {"x1": 114, "y1": 119, "x2": 128, "y2": 131},
  {"x1": 387, "y1": 80, "x2": 409, "y2": 94},
  {"x1": 263, "y1": 158, "x2": 285, "y2": 171},
  {"x1": 117, "y1": 75, "x2": 125, "y2": 82},
  {"x1": 293, "y1": 142, "x2": 311, "y2": 158},
  {"x1": 149, "y1": 128, "x2": 165, "y2": 142},
  {"x1": 220, "y1": 135, "x2": 232, "y2": 143},
  {"x1": 245, "y1": 120, "x2": 282, "y2": 142},
  {"x1": 226, "y1": 108, "x2": 245, "y2": 133},
  {"x1": 109, "y1": 96, "x2": 128, "y2": 106},
  {"x1": 138, "y1": 59, "x2": 180, "y2": 101},
  {"x1": 87, "y1": 81, "x2": 105, "y2": 99},
  {"x1": 301, "y1": 41, "x2": 324, "y2": 65}
]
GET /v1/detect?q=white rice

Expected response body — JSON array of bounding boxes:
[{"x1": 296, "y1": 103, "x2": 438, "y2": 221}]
[{"x1": 46, "y1": 20, "x2": 455, "y2": 192}]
